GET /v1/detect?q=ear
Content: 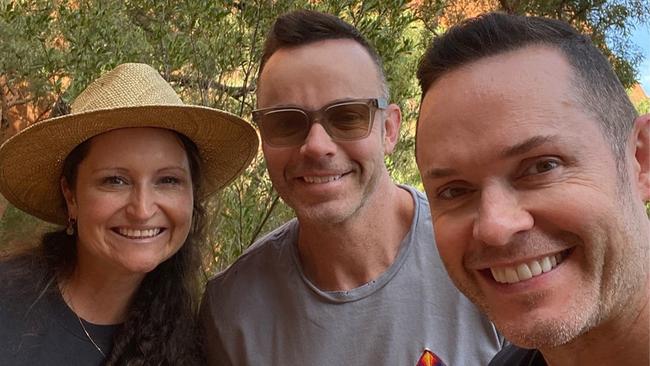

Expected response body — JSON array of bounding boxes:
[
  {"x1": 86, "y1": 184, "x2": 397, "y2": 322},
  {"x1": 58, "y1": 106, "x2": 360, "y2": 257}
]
[
  {"x1": 60, "y1": 177, "x2": 78, "y2": 219},
  {"x1": 382, "y1": 103, "x2": 402, "y2": 154},
  {"x1": 631, "y1": 114, "x2": 650, "y2": 202}
]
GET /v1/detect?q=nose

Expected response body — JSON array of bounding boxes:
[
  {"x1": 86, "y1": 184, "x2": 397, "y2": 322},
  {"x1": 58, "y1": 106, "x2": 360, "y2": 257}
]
[
  {"x1": 125, "y1": 186, "x2": 158, "y2": 221},
  {"x1": 299, "y1": 123, "x2": 337, "y2": 158},
  {"x1": 472, "y1": 183, "x2": 533, "y2": 246}
]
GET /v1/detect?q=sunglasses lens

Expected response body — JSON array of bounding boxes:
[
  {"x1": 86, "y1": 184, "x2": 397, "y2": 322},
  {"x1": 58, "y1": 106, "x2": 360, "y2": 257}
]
[
  {"x1": 259, "y1": 110, "x2": 309, "y2": 146},
  {"x1": 255, "y1": 99, "x2": 379, "y2": 146},
  {"x1": 325, "y1": 103, "x2": 372, "y2": 139}
]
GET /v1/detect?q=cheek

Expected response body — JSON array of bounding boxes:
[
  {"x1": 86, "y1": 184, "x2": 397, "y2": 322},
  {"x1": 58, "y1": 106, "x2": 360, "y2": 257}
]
[
  {"x1": 76, "y1": 191, "x2": 121, "y2": 225},
  {"x1": 433, "y1": 216, "x2": 472, "y2": 270},
  {"x1": 171, "y1": 195, "x2": 194, "y2": 230},
  {"x1": 352, "y1": 136, "x2": 383, "y2": 160},
  {"x1": 526, "y1": 186, "x2": 612, "y2": 237},
  {"x1": 262, "y1": 149, "x2": 291, "y2": 180},
  {"x1": 266, "y1": 160, "x2": 284, "y2": 181}
]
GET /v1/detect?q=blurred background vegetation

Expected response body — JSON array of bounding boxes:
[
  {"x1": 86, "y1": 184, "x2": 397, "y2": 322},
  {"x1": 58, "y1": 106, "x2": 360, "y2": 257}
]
[{"x1": 1, "y1": 0, "x2": 649, "y2": 277}]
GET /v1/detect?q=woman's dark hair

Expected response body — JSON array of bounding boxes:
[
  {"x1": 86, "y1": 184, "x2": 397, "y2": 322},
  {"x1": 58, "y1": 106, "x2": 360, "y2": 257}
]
[{"x1": 42, "y1": 130, "x2": 207, "y2": 365}]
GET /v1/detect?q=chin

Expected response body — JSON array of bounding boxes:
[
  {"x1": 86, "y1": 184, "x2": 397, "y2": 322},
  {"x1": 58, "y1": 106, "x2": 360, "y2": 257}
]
[
  {"x1": 499, "y1": 323, "x2": 577, "y2": 349},
  {"x1": 121, "y1": 259, "x2": 166, "y2": 275},
  {"x1": 301, "y1": 211, "x2": 353, "y2": 225},
  {"x1": 298, "y1": 197, "x2": 366, "y2": 223},
  {"x1": 492, "y1": 306, "x2": 596, "y2": 349}
]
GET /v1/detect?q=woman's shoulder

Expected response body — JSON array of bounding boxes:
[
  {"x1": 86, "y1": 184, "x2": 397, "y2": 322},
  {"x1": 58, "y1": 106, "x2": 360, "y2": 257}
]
[
  {"x1": 0, "y1": 254, "x2": 49, "y2": 296},
  {"x1": 0, "y1": 255, "x2": 67, "y2": 365},
  {"x1": 0, "y1": 253, "x2": 44, "y2": 273}
]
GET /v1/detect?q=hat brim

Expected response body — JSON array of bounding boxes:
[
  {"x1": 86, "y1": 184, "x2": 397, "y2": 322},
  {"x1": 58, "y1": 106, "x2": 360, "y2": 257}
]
[{"x1": 0, "y1": 104, "x2": 259, "y2": 225}]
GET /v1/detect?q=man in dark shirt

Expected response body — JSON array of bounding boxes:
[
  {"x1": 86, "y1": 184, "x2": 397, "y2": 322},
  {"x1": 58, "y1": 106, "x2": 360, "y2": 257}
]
[{"x1": 415, "y1": 12, "x2": 650, "y2": 366}]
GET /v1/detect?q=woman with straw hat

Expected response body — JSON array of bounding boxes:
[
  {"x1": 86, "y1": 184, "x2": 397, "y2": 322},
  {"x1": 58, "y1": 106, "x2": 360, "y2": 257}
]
[{"x1": 0, "y1": 63, "x2": 258, "y2": 365}]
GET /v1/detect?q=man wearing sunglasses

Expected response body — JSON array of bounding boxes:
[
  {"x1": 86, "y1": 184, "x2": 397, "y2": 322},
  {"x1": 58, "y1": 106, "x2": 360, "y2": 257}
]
[{"x1": 200, "y1": 10, "x2": 502, "y2": 366}]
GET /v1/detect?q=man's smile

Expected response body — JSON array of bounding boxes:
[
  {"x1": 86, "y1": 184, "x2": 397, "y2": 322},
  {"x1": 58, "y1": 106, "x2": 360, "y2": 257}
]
[{"x1": 487, "y1": 248, "x2": 573, "y2": 284}]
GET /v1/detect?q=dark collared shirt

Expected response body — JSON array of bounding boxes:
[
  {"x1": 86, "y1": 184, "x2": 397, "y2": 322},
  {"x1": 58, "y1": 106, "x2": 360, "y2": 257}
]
[{"x1": 489, "y1": 344, "x2": 546, "y2": 366}]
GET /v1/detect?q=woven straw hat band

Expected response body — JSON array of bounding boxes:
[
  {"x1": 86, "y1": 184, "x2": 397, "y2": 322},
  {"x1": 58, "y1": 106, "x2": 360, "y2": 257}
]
[{"x1": 71, "y1": 63, "x2": 184, "y2": 113}]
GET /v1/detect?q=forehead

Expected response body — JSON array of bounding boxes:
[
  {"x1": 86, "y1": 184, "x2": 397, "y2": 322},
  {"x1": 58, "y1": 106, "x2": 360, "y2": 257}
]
[
  {"x1": 257, "y1": 39, "x2": 383, "y2": 109},
  {"x1": 423, "y1": 45, "x2": 579, "y2": 117},
  {"x1": 416, "y1": 46, "x2": 606, "y2": 163},
  {"x1": 84, "y1": 128, "x2": 187, "y2": 162}
]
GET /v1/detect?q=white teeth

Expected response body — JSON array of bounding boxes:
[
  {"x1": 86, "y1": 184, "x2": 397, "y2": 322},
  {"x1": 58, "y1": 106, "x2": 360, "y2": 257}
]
[
  {"x1": 529, "y1": 260, "x2": 542, "y2": 276},
  {"x1": 540, "y1": 256, "x2": 552, "y2": 272},
  {"x1": 117, "y1": 228, "x2": 161, "y2": 238},
  {"x1": 303, "y1": 175, "x2": 341, "y2": 184},
  {"x1": 505, "y1": 267, "x2": 519, "y2": 284},
  {"x1": 491, "y1": 268, "x2": 502, "y2": 283},
  {"x1": 516, "y1": 263, "x2": 533, "y2": 281},
  {"x1": 490, "y1": 252, "x2": 566, "y2": 284}
]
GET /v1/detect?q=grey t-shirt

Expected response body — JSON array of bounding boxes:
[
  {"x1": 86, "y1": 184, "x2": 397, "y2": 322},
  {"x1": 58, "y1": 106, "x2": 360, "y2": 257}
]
[{"x1": 201, "y1": 186, "x2": 503, "y2": 365}]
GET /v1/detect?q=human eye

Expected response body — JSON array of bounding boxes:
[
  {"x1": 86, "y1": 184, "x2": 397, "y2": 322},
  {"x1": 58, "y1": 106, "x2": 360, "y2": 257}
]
[
  {"x1": 335, "y1": 110, "x2": 364, "y2": 122},
  {"x1": 275, "y1": 118, "x2": 303, "y2": 136},
  {"x1": 158, "y1": 176, "x2": 184, "y2": 186},
  {"x1": 102, "y1": 176, "x2": 128, "y2": 186},
  {"x1": 158, "y1": 169, "x2": 194, "y2": 190},
  {"x1": 263, "y1": 110, "x2": 305, "y2": 137},
  {"x1": 328, "y1": 104, "x2": 367, "y2": 129},
  {"x1": 436, "y1": 183, "x2": 474, "y2": 201},
  {"x1": 519, "y1": 157, "x2": 562, "y2": 177}
]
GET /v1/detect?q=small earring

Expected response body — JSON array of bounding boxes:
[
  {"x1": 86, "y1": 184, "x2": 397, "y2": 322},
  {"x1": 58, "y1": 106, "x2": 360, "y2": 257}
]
[{"x1": 66, "y1": 218, "x2": 76, "y2": 236}]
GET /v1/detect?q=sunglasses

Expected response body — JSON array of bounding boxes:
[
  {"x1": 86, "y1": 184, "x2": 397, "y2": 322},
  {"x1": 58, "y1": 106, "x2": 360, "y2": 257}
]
[{"x1": 252, "y1": 98, "x2": 387, "y2": 147}]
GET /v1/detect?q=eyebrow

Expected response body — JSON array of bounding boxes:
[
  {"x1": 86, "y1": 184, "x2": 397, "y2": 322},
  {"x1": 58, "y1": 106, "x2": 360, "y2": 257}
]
[
  {"x1": 500, "y1": 135, "x2": 556, "y2": 158},
  {"x1": 423, "y1": 134, "x2": 557, "y2": 180},
  {"x1": 423, "y1": 167, "x2": 459, "y2": 180},
  {"x1": 256, "y1": 97, "x2": 373, "y2": 111},
  {"x1": 91, "y1": 166, "x2": 189, "y2": 174}
]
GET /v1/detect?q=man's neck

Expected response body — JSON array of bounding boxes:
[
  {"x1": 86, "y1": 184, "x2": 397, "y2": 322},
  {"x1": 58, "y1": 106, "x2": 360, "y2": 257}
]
[
  {"x1": 296, "y1": 182, "x2": 414, "y2": 292},
  {"x1": 541, "y1": 283, "x2": 650, "y2": 366}
]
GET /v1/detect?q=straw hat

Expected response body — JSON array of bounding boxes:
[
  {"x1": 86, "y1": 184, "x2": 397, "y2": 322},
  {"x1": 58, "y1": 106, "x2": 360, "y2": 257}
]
[{"x1": 0, "y1": 63, "x2": 258, "y2": 225}]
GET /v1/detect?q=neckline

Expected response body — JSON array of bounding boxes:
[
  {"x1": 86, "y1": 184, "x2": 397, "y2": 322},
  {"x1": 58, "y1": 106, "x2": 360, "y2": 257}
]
[
  {"x1": 291, "y1": 185, "x2": 420, "y2": 303},
  {"x1": 49, "y1": 281, "x2": 121, "y2": 347}
]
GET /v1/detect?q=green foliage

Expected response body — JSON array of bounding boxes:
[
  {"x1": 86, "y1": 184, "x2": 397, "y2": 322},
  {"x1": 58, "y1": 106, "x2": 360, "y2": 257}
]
[
  {"x1": 636, "y1": 98, "x2": 650, "y2": 114},
  {"x1": 0, "y1": 203, "x2": 54, "y2": 249},
  {"x1": 494, "y1": 0, "x2": 650, "y2": 88},
  {"x1": 1, "y1": 0, "x2": 649, "y2": 276}
]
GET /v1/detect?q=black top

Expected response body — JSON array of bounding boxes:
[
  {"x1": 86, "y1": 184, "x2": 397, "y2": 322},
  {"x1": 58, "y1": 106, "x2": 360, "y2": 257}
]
[
  {"x1": 489, "y1": 344, "x2": 547, "y2": 366},
  {"x1": 0, "y1": 258, "x2": 120, "y2": 366}
]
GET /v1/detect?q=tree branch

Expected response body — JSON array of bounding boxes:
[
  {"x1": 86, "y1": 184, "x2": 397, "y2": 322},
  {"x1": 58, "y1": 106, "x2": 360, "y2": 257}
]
[
  {"x1": 568, "y1": 3, "x2": 593, "y2": 23},
  {"x1": 499, "y1": 0, "x2": 514, "y2": 13},
  {"x1": 248, "y1": 193, "x2": 280, "y2": 247},
  {"x1": 166, "y1": 74, "x2": 255, "y2": 98},
  {"x1": 237, "y1": 0, "x2": 263, "y2": 117},
  {"x1": 34, "y1": 105, "x2": 52, "y2": 123},
  {"x1": 5, "y1": 97, "x2": 34, "y2": 109}
]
